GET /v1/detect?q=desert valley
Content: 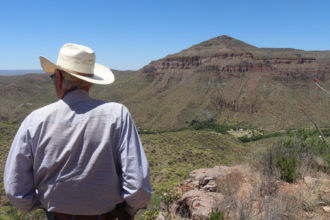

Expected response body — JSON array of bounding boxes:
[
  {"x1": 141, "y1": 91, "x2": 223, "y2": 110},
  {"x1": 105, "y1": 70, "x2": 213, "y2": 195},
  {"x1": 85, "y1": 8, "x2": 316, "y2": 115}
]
[{"x1": 1, "y1": 35, "x2": 330, "y2": 219}]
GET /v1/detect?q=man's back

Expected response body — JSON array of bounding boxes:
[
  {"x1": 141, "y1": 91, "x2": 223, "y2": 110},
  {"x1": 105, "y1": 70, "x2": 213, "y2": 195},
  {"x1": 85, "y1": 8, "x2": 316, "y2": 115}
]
[{"x1": 5, "y1": 89, "x2": 151, "y2": 215}]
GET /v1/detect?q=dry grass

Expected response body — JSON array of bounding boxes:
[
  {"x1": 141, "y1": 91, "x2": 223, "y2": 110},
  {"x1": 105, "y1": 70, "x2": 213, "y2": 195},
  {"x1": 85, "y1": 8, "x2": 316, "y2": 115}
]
[
  {"x1": 216, "y1": 171, "x2": 244, "y2": 197},
  {"x1": 209, "y1": 163, "x2": 330, "y2": 220},
  {"x1": 227, "y1": 130, "x2": 250, "y2": 138}
]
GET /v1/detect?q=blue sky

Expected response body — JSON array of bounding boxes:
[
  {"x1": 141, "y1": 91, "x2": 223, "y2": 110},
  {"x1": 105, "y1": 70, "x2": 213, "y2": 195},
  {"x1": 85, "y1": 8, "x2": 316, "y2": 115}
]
[{"x1": 0, "y1": 0, "x2": 329, "y2": 70}]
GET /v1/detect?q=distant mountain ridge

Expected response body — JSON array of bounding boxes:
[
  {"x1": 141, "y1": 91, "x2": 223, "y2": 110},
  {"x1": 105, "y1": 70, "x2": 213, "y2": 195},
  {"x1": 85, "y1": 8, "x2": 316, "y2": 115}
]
[
  {"x1": 0, "y1": 70, "x2": 45, "y2": 76},
  {"x1": 165, "y1": 35, "x2": 330, "y2": 59},
  {"x1": 1, "y1": 36, "x2": 330, "y2": 131}
]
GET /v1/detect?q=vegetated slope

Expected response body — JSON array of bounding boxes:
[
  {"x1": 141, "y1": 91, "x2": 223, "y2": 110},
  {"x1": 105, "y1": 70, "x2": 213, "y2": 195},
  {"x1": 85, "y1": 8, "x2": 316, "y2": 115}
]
[
  {"x1": 140, "y1": 130, "x2": 246, "y2": 191},
  {"x1": 0, "y1": 123, "x2": 19, "y2": 199},
  {"x1": 0, "y1": 70, "x2": 133, "y2": 124},
  {"x1": 0, "y1": 74, "x2": 57, "y2": 124}
]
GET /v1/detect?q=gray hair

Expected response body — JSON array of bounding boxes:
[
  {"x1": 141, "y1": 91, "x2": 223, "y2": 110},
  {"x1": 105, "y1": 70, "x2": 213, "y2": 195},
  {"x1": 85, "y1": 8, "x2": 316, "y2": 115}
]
[{"x1": 59, "y1": 71, "x2": 94, "y2": 90}]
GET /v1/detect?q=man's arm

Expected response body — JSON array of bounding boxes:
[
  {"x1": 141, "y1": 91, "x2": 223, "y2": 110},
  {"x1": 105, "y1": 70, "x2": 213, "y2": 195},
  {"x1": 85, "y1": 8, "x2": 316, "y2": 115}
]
[
  {"x1": 118, "y1": 107, "x2": 152, "y2": 215},
  {"x1": 4, "y1": 121, "x2": 40, "y2": 212}
]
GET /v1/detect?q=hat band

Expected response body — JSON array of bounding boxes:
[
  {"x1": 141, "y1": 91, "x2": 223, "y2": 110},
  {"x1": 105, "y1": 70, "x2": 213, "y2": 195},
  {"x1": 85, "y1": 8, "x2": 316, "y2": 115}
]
[{"x1": 58, "y1": 66, "x2": 94, "y2": 77}]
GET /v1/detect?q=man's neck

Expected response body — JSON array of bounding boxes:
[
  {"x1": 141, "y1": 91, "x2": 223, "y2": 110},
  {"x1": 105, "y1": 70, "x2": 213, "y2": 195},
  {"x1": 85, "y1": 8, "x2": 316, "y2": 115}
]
[{"x1": 62, "y1": 87, "x2": 90, "y2": 99}]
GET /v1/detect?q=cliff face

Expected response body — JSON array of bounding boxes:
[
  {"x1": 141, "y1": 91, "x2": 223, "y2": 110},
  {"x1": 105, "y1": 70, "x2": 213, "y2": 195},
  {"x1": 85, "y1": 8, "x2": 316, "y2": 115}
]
[
  {"x1": 146, "y1": 53, "x2": 254, "y2": 71},
  {"x1": 144, "y1": 53, "x2": 322, "y2": 75},
  {"x1": 255, "y1": 57, "x2": 316, "y2": 64}
]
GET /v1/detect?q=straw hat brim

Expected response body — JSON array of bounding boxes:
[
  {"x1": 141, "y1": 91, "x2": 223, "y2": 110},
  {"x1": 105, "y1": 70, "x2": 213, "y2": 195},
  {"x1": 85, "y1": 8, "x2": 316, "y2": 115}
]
[{"x1": 39, "y1": 56, "x2": 115, "y2": 85}]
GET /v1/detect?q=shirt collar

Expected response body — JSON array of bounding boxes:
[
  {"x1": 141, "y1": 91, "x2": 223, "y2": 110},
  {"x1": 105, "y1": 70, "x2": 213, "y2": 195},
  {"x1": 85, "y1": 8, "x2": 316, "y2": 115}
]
[{"x1": 62, "y1": 89, "x2": 90, "y2": 103}]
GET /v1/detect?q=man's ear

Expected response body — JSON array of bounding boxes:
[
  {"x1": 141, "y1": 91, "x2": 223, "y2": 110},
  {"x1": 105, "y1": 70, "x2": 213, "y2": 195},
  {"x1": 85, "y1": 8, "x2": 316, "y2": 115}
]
[{"x1": 57, "y1": 70, "x2": 63, "y2": 87}]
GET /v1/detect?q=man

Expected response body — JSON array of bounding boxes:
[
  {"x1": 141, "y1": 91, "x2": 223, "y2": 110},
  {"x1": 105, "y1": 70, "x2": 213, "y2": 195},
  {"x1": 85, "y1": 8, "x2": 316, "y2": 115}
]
[{"x1": 4, "y1": 43, "x2": 152, "y2": 220}]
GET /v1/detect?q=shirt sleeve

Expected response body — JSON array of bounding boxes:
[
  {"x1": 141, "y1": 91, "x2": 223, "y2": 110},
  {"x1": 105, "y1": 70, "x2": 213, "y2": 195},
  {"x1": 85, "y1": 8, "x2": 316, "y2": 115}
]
[
  {"x1": 4, "y1": 120, "x2": 41, "y2": 212},
  {"x1": 118, "y1": 107, "x2": 152, "y2": 215}
]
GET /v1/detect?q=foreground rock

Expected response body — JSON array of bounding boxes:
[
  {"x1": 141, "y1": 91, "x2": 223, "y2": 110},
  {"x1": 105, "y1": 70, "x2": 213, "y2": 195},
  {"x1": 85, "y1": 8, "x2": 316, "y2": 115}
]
[
  {"x1": 163, "y1": 166, "x2": 246, "y2": 219},
  {"x1": 304, "y1": 176, "x2": 319, "y2": 188},
  {"x1": 160, "y1": 165, "x2": 330, "y2": 220},
  {"x1": 322, "y1": 206, "x2": 330, "y2": 213},
  {"x1": 173, "y1": 190, "x2": 224, "y2": 219}
]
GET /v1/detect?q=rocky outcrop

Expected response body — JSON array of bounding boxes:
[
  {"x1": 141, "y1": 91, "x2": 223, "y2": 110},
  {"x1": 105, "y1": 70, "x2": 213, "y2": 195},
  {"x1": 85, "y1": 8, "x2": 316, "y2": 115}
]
[
  {"x1": 144, "y1": 53, "x2": 254, "y2": 72},
  {"x1": 212, "y1": 53, "x2": 253, "y2": 59},
  {"x1": 164, "y1": 166, "x2": 330, "y2": 220},
  {"x1": 220, "y1": 62, "x2": 272, "y2": 73},
  {"x1": 255, "y1": 57, "x2": 316, "y2": 64},
  {"x1": 147, "y1": 56, "x2": 201, "y2": 71},
  {"x1": 196, "y1": 62, "x2": 272, "y2": 73},
  {"x1": 143, "y1": 51, "x2": 319, "y2": 76},
  {"x1": 303, "y1": 176, "x2": 319, "y2": 187},
  {"x1": 197, "y1": 65, "x2": 220, "y2": 72},
  {"x1": 173, "y1": 190, "x2": 224, "y2": 219},
  {"x1": 169, "y1": 166, "x2": 244, "y2": 220},
  {"x1": 143, "y1": 66, "x2": 158, "y2": 74}
]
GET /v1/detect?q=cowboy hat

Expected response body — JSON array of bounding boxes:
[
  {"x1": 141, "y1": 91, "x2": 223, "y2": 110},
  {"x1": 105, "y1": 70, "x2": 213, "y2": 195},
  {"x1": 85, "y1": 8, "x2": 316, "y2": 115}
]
[{"x1": 39, "y1": 43, "x2": 115, "y2": 84}]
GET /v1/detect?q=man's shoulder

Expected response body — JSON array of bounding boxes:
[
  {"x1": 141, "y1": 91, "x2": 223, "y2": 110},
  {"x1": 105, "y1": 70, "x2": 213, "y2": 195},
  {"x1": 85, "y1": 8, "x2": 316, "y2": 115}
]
[
  {"x1": 24, "y1": 101, "x2": 61, "y2": 123},
  {"x1": 89, "y1": 98, "x2": 129, "y2": 113},
  {"x1": 23, "y1": 99, "x2": 130, "y2": 127}
]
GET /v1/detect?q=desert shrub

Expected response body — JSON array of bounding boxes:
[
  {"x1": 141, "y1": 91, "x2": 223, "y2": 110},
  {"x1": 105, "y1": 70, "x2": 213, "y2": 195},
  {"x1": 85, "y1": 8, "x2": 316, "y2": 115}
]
[
  {"x1": 1, "y1": 199, "x2": 11, "y2": 206},
  {"x1": 136, "y1": 194, "x2": 161, "y2": 220},
  {"x1": 209, "y1": 209, "x2": 225, "y2": 220},
  {"x1": 174, "y1": 122, "x2": 231, "y2": 134},
  {"x1": 286, "y1": 128, "x2": 330, "y2": 168},
  {"x1": 159, "y1": 188, "x2": 181, "y2": 220},
  {"x1": 0, "y1": 207, "x2": 46, "y2": 220},
  {"x1": 238, "y1": 132, "x2": 283, "y2": 143},
  {"x1": 216, "y1": 171, "x2": 244, "y2": 197},
  {"x1": 320, "y1": 128, "x2": 330, "y2": 137},
  {"x1": 141, "y1": 207, "x2": 160, "y2": 220},
  {"x1": 159, "y1": 188, "x2": 181, "y2": 209},
  {"x1": 275, "y1": 154, "x2": 301, "y2": 182},
  {"x1": 238, "y1": 135, "x2": 250, "y2": 143},
  {"x1": 143, "y1": 122, "x2": 233, "y2": 135},
  {"x1": 138, "y1": 130, "x2": 157, "y2": 134},
  {"x1": 258, "y1": 145, "x2": 278, "y2": 178},
  {"x1": 258, "y1": 127, "x2": 330, "y2": 183},
  {"x1": 257, "y1": 174, "x2": 280, "y2": 197}
]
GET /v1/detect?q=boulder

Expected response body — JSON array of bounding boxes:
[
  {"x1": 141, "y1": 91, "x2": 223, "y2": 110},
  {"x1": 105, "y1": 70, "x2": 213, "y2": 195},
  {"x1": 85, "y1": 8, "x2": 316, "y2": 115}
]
[
  {"x1": 178, "y1": 179, "x2": 200, "y2": 193},
  {"x1": 175, "y1": 190, "x2": 224, "y2": 219},
  {"x1": 189, "y1": 166, "x2": 238, "y2": 180},
  {"x1": 322, "y1": 206, "x2": 330, "y2": 212},
  {"x1": 203, "y1": 180, "x2": 217, "y2": 192},
  {"x1": 303, "y1": 176, "x2": 319, "y2": 188},
  {"x1": 173, "y1": 166, "x2": 242, "y2": 219},
  {"x1": 199, "y1": 176, "x2": 213, "y2": 186}
]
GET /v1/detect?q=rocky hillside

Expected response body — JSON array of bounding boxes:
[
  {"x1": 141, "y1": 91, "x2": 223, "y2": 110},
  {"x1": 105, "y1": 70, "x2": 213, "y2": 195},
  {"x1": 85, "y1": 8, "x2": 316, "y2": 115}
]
[{"x1": 96, "y1": 35, "x2": 330, "y2": 131}]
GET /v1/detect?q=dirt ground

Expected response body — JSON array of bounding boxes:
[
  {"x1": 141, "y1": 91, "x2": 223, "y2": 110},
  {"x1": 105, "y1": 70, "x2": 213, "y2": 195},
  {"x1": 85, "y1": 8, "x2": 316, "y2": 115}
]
[{"x1": 228, "y1": 129, "x2": 251, "y2": 138}]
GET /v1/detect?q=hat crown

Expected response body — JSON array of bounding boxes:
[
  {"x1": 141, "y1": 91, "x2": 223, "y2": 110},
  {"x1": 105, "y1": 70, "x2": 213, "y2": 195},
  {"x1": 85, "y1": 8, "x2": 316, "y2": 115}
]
[
  {"x1": 56, "y1": 43, "x2": 95, "y2": 74},
  {"x1": 39, "y1": 43, "x2": 115, "y2": 84}
]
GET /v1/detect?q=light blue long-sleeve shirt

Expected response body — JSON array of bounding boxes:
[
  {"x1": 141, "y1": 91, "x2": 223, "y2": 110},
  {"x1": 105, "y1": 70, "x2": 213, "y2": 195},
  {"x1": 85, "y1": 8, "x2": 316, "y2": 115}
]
[{"x1": 4, "y1": 89, "x2": 152, "y2": 215}]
